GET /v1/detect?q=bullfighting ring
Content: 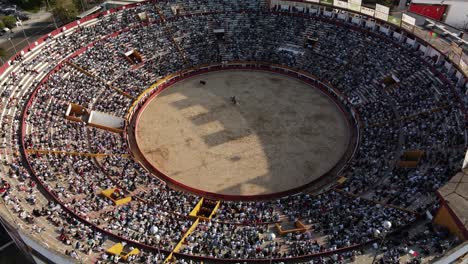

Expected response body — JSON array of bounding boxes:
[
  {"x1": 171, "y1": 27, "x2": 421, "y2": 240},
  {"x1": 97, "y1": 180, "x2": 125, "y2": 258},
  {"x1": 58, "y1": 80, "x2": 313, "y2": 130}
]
[{"x1": 133, "y1": 69, "x2": 353, "y2": 197}]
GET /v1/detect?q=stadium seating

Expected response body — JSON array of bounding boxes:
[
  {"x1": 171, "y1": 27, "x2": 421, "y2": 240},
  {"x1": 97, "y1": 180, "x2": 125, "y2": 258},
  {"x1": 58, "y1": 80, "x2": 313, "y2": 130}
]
[{"x1": 0, "y1": 0, "x2": 465, "y2": 263}]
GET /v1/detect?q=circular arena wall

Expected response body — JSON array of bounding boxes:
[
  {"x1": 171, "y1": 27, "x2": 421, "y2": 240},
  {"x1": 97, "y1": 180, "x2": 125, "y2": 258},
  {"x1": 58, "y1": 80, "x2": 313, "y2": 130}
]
[{"x1": 127, "y1": 63, "x2": 360, "y2": 200}]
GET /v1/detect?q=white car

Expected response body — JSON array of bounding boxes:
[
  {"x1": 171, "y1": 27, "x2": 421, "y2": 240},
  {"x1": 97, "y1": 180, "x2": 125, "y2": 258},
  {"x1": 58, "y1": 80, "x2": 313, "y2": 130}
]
[{"x1": 0, "y1": 27, "x2": 11, "y2": 35}]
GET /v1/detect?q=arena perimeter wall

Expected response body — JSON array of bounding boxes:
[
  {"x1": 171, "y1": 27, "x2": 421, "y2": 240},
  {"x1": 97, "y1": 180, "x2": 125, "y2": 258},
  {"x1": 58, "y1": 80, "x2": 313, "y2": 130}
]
[{"x1": 126, "y1": 62, "x2": 361, "y2": 201}]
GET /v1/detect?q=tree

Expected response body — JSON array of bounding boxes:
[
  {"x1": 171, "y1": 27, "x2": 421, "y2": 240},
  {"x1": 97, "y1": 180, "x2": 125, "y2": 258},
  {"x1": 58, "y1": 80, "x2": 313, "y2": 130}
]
[
  {"x1": 52, "y1": 5, "x2": 78, "y2": 24},
  {"x1": 1, "y1": 16, "x2": 17, "y2": 29},
  {"x1": 0, "y1": 20, "x2": 5, "y2": 29},
  {"x1": 9, "y1": 0, "x2": 43, "y2": 12},
  {"x1": 72, "y1": 0, "x2": 87, "y2": 13}
]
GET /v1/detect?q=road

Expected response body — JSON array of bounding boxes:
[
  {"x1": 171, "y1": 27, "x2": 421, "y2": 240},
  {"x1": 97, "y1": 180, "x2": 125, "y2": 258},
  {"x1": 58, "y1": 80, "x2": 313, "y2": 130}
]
[{"x1": 0, "y1": 9, "x2": 57, "y2": 63}]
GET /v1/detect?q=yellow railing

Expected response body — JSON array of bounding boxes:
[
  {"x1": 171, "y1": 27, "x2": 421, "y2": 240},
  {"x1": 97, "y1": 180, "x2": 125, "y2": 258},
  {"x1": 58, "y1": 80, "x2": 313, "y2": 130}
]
[
  {"x1": 164, "y1": 218, "x2": 200, "y2": 263},
  {"x1": 188, "y1": 198, "x2": 204, "y2": 219},
  {"x1": 101, "y1": 188, "x2": 133, "y2": 206},
  {"x1": 106, "y1": 242, "x2": 141, "y2": 260},
  {"x1": 188, "y1": 198, "x2": 221, "y2": 221},
  {"x1": 163, "y1": 198, "x2": 222, "y2": 262}
]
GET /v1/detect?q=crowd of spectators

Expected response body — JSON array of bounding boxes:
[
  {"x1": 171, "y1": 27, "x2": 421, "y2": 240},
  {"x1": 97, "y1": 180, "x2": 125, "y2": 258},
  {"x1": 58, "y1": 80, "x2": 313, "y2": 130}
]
[{"x1": 0, "y1": 0, "x2": 465, "y2": 263}]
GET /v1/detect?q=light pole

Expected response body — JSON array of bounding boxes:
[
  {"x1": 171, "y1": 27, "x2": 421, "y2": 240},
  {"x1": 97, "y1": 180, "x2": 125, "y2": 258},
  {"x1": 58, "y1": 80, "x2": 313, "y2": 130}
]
[
  {"x1": 371, "y1": 220, "x2": 392, "y2": 264},
  {"x1": 79, "y1": 0, "x2": 86, "y2": 12},
  {"x1": 45, "y1": 0, "x2": 58, "y2": 29},
  {"x1": 267, "y1": 232, "x2": 276, "y2": 264},
  {"x1": 16, "y1": 20, "x2": 30, "y2": 46},
  {"x1": 464, "y1": 15, "x2": 468, "y2": 32},
  {"x1": 8, "y1": 37, "x2": 17, "y2": 54}
]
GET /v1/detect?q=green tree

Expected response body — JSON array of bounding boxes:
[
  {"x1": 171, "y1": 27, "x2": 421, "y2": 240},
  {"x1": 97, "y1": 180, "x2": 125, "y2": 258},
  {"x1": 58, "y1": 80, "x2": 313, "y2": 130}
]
[
  {"x1": 1, "y1": 16, "x2": 17, "y2": 29},
  {"x1": 52, "y1": 4, "x2": 78, "y2": 24},
  {"x1": 9, "y1": 0, "x2": 43, "y2": 12},
  {"x1": 0, "y1": 20, "x2": 5, "y2": 29},
  {"x1": 72, "y1": 0, "x2": 87, "y2": 13}
]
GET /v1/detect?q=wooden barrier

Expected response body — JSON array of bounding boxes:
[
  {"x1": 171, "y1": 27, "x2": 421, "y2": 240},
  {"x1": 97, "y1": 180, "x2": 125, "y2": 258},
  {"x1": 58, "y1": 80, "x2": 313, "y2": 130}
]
[
  {"x1": 188, "y1": 198, "x2": 204, "y2": 219},
  {"x1": 188, "y1": 198, "x2": 220, "y2": 221},
  {"x1": 106, "y1": 242, "x2": 124, "y2": 255},
  {"x1": 87, "y1": 122, "x2": 124, "y2": 134},
  {"x1": 398, "y1": 150, "x2": 424, "y2": 168},
  {"x1": 275, "y1": 220, "x2": 308, "y2": 235},
  {"x1": 101, "y1": 188, "x2": 132, "y2": 205},
  {"x1": 65, "y1": 103, "x2": 88, "y2": 123},
  {"x1": 106, "y1": 242, "x2": 141, "y2": 260},
  {"x1": 65, "y1": 61, "x2": 134, "y2": 99},
  {"x1": 155, "y1": 6, "x2": 189, "y2": 64},
  {"x1": 333, "y1": 188, "x2": 420, "y2": 215},
  {"x1": 336, "y1": 177, "x2": 347, "y2": 185},
  {"x1": 369, "y1": 105, "x2": 450, "y2": 127}
]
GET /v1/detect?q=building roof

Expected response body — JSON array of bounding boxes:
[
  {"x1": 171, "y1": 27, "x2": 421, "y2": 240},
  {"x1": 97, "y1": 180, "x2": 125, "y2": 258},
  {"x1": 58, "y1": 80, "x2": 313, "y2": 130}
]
[
  {"x1": 0, "y1": 216, "x2": 36, "y2": 264},
  {"x1": 438, "y1": 170, "x2": 468, "y2": 233}
]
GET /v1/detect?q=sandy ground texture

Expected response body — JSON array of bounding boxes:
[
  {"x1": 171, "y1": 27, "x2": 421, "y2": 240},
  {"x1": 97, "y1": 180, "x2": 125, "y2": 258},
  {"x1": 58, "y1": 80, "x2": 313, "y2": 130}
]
[{"x1": 136, "y1": 71, "x2": 350, "y2": 196}]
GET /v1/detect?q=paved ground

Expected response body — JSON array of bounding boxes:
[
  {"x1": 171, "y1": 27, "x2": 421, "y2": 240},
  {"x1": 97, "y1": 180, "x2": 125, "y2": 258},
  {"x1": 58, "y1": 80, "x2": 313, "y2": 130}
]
[
  {"x1": 136, "y1": 70, "x2": 350, "y2": 196},
  {"x1": 0, "y1": 9, "x2": 57, "y2": 63}
]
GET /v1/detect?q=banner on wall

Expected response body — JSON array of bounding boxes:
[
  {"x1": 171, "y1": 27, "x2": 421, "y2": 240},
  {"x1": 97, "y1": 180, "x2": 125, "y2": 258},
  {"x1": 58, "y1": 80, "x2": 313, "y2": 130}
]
[
  {"x1": 402, "y1": 13, "x2": 416, "y2": 31},
  {"x1": 375, "y1": 4, "x2": 389, "y2": 21},
  {"x1": 348, "y1": 0, "x2": 361, "y2": 11},
  {"x1": 333, "y1": 0, "x2": 348, "y2": 9},
  {"x1": 402, "y1": 13, "x2": 416, "y2": 26},
  {"x1": 361, "y1": 6, "x2": 375, "y2": 17}
]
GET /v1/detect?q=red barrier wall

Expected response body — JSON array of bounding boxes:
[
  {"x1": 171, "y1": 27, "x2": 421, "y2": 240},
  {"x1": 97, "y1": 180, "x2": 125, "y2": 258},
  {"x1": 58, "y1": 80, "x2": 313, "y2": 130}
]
[
  {"x1": 129, "y1": 64, "x2": 360, "y2": 201},
  {"x1": 409, "y1": 3, "x2": 447, "y2": 21}
]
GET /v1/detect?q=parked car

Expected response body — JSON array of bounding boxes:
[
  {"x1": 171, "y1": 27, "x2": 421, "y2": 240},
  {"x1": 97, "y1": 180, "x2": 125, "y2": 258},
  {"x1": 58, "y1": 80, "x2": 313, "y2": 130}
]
[
  {"x1": 0, "y1": 27, "x2": 11, "y2": 36},
  {"x1": 15, "y1": 12, "x2": 30, "y2": 21},
  {"x1": 2, "y1": 7, "x2": 16, "y2": 15}
]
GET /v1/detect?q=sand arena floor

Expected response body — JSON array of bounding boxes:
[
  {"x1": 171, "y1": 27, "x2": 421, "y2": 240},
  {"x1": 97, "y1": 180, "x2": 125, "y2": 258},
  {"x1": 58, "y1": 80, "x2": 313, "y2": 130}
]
[{"x1": 136, "y1": 70, "x2": 350, "y2": 196}]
